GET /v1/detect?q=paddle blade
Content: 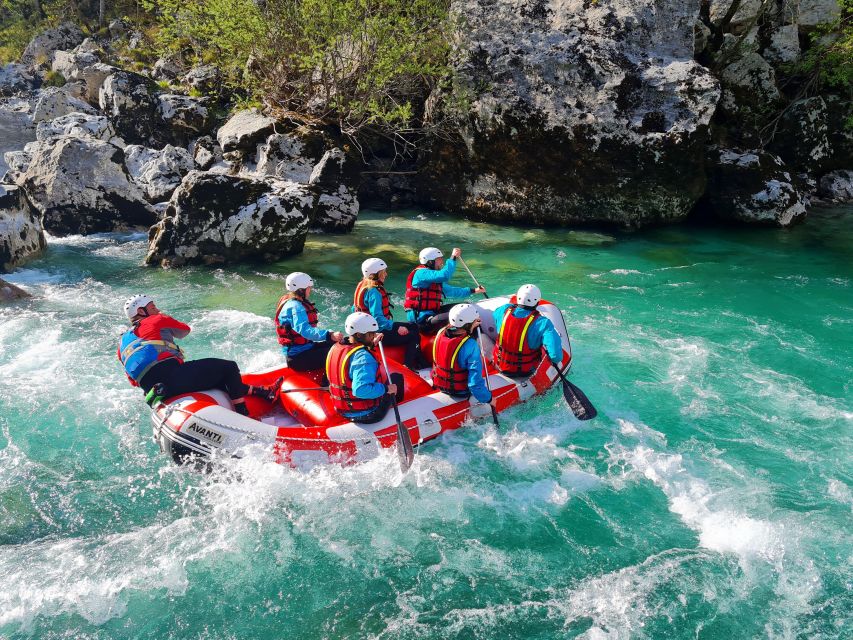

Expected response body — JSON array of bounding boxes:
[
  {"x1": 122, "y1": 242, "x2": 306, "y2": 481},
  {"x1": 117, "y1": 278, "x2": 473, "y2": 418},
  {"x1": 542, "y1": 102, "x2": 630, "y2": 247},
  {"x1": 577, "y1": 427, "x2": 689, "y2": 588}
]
[
  {"x1": 396, "y1": 419, "x2": 414, "y2": 472},
  {"x1": 562, "y1": 379, "x2": 597, "y2": 421},
  {"x1": 490, "y1": 405, "x2": 500, "y2": 428}
]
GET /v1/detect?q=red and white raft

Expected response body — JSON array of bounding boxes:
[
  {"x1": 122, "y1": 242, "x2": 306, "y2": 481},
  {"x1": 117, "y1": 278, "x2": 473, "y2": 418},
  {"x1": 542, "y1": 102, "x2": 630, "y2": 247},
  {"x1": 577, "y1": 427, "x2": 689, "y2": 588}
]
[{"x1": 150, "y1": 296, "x2": 573, "y2": 467}]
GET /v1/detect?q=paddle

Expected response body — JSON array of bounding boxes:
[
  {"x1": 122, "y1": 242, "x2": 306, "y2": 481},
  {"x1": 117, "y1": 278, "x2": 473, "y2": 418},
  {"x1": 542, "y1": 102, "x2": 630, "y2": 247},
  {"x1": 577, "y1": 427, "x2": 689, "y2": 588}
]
[
  {"x1": 476, "y1": 326, "x2": 500, "y2": 428},
  {"x1": 458, "y1": 256, "x2": 488, "y2": 299},
  {"x1": 377, "y1": 341, "x2": 415, "y2": 472},
  {"x1": 552, "y1": 360, "x2": 597, "y2": 421}
]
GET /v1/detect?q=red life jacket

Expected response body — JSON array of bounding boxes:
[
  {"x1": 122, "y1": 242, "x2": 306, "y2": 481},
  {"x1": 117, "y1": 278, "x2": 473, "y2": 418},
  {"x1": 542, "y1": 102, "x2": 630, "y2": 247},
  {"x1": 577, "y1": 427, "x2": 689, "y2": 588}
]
[
  {"x1": 404, "y1": 265, "x2": 443, "y2": 313},
  {"x1": 275, "y1": 296, "x2": 319, "y2": 346},
  {"x1": 353, "y1": 280, "x2": 392, "y2": 319},
  {"x1": 494, "y1": 304, "x2": 542, "y2": 375},
  {"x1": 326, "y1": 342, "x2": 387, "y2": 414},
  {"x1": 431, "y1": 326, "x2": 471, "y2": 395}
]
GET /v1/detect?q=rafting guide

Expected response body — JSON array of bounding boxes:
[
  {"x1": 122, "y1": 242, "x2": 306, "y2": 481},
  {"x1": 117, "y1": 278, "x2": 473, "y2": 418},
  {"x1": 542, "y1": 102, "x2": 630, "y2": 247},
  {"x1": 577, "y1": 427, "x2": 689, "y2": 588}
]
[{"x1": 121, "y1": 250, "x2": 595, "y2": 474}]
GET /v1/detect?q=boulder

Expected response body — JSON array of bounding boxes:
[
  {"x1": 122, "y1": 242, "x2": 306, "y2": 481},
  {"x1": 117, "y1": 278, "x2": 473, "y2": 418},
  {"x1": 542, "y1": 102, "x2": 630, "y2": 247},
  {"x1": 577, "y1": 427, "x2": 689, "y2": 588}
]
[
  {"x1": 709, "y1": 0, "x2": 763, "y2": 31},
  {"x1": 20, "y1": 22, "x2": 85, "y2": 69},
  {"x1": 0, "y1": 63, "x2": 36, "y2": 97},
  {"x1": 418, "y1": 0, "x2": 721, "y2": 228},
  {"x1": 190, "y1": 136, "x2": 220, "y2": 170},
  {"x1": 309, "y1": 148, "x2": 360, "y2": 232},
  {"x1": 125, "y1": 144, "x2": 195, "y2": 202},
  {"x1": 0, "y1": 184, "x2": 45, "y2": 272},
  {"x1": 0, "y1": 277, "x2": 31, "y2": 301},
  {"x1": 763, "y1": 25, "x2": 801, "y2": 64},
  {"x1": 817, "y1": 170, "x2": 853, "y2": 201},
  {"x1": 217, "y1": 109, "x2": 277, "y2": 154},
  {"x1": 145, "y1": 171, "x2": 316, "y2": 267},
  {"x1": 21, "y1": 136, "x2": 156, "y2": 235},
  {"x1": 719, "y1": 52, "x2": 780, "y2": 113},
  {"x1": 99, "y1": 70, "x2": 159, "y2": 144},
  {"x1": 3, "y1": 147, "x2": 34, "y2": 181},
  {"x1": 784, "y1": 0, "x2": 842, "y2": 30},
  {"x1": 152, "y1": 56, "x2": 184, "y2": 82},
  {"x1": 824, "y1": 95, "x2": 853, "y2": 170},
  {"x1": 157, "y1": 94, "x2": 211, "y2": 138},
  {"x1": 32, "y1": 86, "x2": 97, "y2": 123},
  {"x1": 181, "y1": 64, "x2": 220, "y2": 94},
  {"x1": 767, "y1": 97, "x2": 831, "y2": 172},
  {"x1": 51, "y1": 49, "x2": 99, "y2": 81},
  {"x1": 249, "y1": 129, "x2": 326, "y2": 181},
  {"x1": 108, "y1": 19, "x2": 127, "y2": 40},
  {"x1": 35, "y1": 112, "x2": 121, "y2": 145},
  {"x1": 0, "y1": 98, "x2": 36, "y2": 177},
  {"x1": 700, "y1": 148, "x2": 808, "y2": 225},
  {"x1": 75, "y1": 62, "x2": 118, "y2": 105}
]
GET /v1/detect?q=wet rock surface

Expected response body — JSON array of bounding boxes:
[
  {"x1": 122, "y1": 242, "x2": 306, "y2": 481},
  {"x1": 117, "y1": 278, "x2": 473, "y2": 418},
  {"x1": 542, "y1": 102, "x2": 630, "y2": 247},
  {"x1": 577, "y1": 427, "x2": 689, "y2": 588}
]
[{"x1": 0, "y1": 184, "x2": 45, "y2": 272}]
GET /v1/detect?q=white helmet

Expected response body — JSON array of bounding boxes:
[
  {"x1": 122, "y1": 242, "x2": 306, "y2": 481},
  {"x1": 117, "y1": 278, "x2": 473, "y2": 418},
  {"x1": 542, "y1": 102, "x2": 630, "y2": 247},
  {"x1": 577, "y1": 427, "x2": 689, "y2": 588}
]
[
  {"x1": 124, "y1": 294, "x2": 154, "y2": 321},
  {"x1": 516, "y1": 284, "x2": 542, "y2": 307},
  {"x1": 419, "y1": 247, "x2": 443, "y2": 264},
  {"x1": 361, "y1": 257, "x2": 387, "y2": 278},
  {"x1": 285, "y1": 271, "x2": 313, "y2": 292},
  {"x1": 345, "y1": 311, "x2": 379, "y2": 336},
  {"x1": 449, "y1": 303, "x2": 479, "y2": 328}
]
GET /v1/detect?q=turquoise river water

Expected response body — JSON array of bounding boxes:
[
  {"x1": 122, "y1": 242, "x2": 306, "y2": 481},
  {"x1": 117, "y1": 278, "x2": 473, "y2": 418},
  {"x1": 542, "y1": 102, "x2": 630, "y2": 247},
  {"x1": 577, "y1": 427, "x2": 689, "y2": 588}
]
[{"x1": 0, "y1": 208, "x2": 851, "y2": 639}]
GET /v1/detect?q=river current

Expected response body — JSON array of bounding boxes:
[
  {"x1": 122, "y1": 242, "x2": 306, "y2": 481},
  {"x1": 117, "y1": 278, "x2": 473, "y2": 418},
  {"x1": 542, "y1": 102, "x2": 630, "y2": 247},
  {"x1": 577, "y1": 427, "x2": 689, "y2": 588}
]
[{"x1": 1, "y1": 208, "x2": 851, "y2": 639}]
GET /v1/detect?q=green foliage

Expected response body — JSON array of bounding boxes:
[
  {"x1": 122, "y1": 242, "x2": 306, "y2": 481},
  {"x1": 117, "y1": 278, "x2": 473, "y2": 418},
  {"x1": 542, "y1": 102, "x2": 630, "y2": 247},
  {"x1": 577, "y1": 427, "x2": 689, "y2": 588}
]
[
  {"x1": 140, "y1": 0, "x2": 452, "y2": 140},
  {"x1": 796, "y1": 0, "x2": 853, "y2": 98},
  {"x1": 42, "y1": 69, "x2": 65, "y2": 85}
]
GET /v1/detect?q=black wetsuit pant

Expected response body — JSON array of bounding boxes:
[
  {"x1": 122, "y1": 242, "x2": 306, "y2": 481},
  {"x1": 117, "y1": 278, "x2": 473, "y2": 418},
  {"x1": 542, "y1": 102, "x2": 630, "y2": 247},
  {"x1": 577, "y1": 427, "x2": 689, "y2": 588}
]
[
  {"x1": 139, "y1": 358, "x2": 249, "y2": 399},
  {"x1": 381, "y1": 322, "x2": 423, "y2": 368},
  {"x1": 418, "y1": 304, "x2": 458, "y2": 335},
  {"x1": 286, "y1": 340, "x2": 335, "y2": 372}
]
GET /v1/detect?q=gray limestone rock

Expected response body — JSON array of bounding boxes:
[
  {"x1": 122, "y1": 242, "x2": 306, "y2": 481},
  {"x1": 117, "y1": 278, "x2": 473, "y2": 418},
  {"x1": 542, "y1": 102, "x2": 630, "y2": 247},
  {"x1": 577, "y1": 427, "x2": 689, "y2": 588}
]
[
  {"x1": 418, "y1": 0, "x2": 721, "y2": 228},
  {"x1": 0, "y1": 277, "x2": 32, "y2": 301},
  {"x1": 0, "y1": 184, "x2": 45, "y2": 272},
  {"x1": 701, "y1": 148, "x2": 808, "y2": 225},
  {"x1": 709, "y1": 0, "x2": 763, "y2": 31},
  {"x1": 152, "y1": 56, "x2": 184, "y2": 82},
  {"x1": 32, "y1": 86, "x2": 96, "y2": 123},
  {"x1": 125, "y1": 144, "x2": 195, "y2": 202},
  {"x1": 181, "y1": 64, "x2": 220, "y2": 94},
  {"x1": 20, "y1": 23, "x2": 85, "y2": 69},
  {"x1": 51, "y1": 49, "x2": 99, "y2": 82},
  {"x1": 768, "y1": 96, "x2": 832, "y2": 173},
  {"x1": 75, "y1": 62, "x2": 118, "y2": 106},
  {"x1": 157, "y1": 94, "x2": 211, "y2": 138},
  {"x1": 145, "y1": 171, "x2": 316, "y2": 267},
  {"x1": 217, "y1": 109, "x2": 277, "y2": 154},
  {"x1": 817, "y1": 170, "x2": 853, "y2": 201},
  {"x1": 99, "y1": 70, "x2": 159, "y2": 144},
  {"x1": 249, "y1": 129, "x2": 327, "y2": 181},
  {"x1": 763, "y1": 25, "x2": 801, "y2": 64},
  {"x1": 0, "y1": 63, "x2": 36, "y2": 97},
  {"x1": 21, "y1": 136, "x2": 156, "y2": 235},
  {"x1": 308, "y1": 148, "x2": 360, "y2": 232},
  {"x1": 35, "y1": 112, "x2": 121, "y2": 145},
  {"x1": 784, "y1": 0, "x2": 842, "y2": 30},
  {"x1": 0, "y1": 98, "x2": 36, "y2": 178}
]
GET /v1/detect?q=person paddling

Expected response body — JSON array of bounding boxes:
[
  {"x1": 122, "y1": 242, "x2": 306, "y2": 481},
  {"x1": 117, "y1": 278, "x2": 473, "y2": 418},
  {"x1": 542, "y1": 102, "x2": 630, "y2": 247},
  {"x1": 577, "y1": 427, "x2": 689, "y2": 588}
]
[
  {"x1": 354, "y1": 257, "x2": 428, "y2": 370},
  {"x1": 431, "y1": 304, "x2": 495, "y2": 407},
  {"x1": 492, "y1": 284, "x2": 563, "y2": 376},
  {"x1": 404, "y1": 247, "x2": 485, "y2": 333},
  {"x1": 326, "y1": 312, "x2": 404, "y2": 424},
  {"x1": 118, "y1": 295, "x2": 279, "y2": 416},
  {"x1": 275, "y1": 272, "x2": 344, "y2": 372}
]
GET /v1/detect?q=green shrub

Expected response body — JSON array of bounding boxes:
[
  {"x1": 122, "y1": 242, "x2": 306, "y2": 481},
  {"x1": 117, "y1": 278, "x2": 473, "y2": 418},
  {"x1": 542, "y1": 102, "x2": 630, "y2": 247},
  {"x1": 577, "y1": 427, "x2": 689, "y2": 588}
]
[
  {"x1": 43, "y1": 69, "x2": 65, "y2": 86},
  {"x1": 141, "y1": 0, "x2": 452, "y2": 141}
]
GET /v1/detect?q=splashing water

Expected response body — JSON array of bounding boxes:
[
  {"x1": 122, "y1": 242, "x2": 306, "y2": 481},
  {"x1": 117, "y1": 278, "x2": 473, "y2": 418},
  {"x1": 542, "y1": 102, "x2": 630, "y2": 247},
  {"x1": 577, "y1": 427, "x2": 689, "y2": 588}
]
[{"x1": 1, "y1": 208, "x2": 851, "y2": 638}]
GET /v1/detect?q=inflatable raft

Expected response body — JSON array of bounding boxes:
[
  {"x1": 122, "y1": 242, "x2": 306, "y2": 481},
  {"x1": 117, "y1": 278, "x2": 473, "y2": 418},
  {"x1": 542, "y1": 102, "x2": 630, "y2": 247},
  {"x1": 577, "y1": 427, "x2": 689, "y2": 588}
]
[{"x1": 149, "y1": 296, "x2": 573, "y2": 467}]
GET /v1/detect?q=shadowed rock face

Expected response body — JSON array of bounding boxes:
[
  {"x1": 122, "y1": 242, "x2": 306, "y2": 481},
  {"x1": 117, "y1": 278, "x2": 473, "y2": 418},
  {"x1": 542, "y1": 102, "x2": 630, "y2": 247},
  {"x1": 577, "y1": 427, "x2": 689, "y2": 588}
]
[
  {"x1": 418, "y1": 0, "x2": 720, "y2": 228},
  {"x1": 0, "y1": 185, "x2": 45, "y2": 272},
  {"x1": 145, "y1": 171, "x2": 317, "y2": 267}
]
